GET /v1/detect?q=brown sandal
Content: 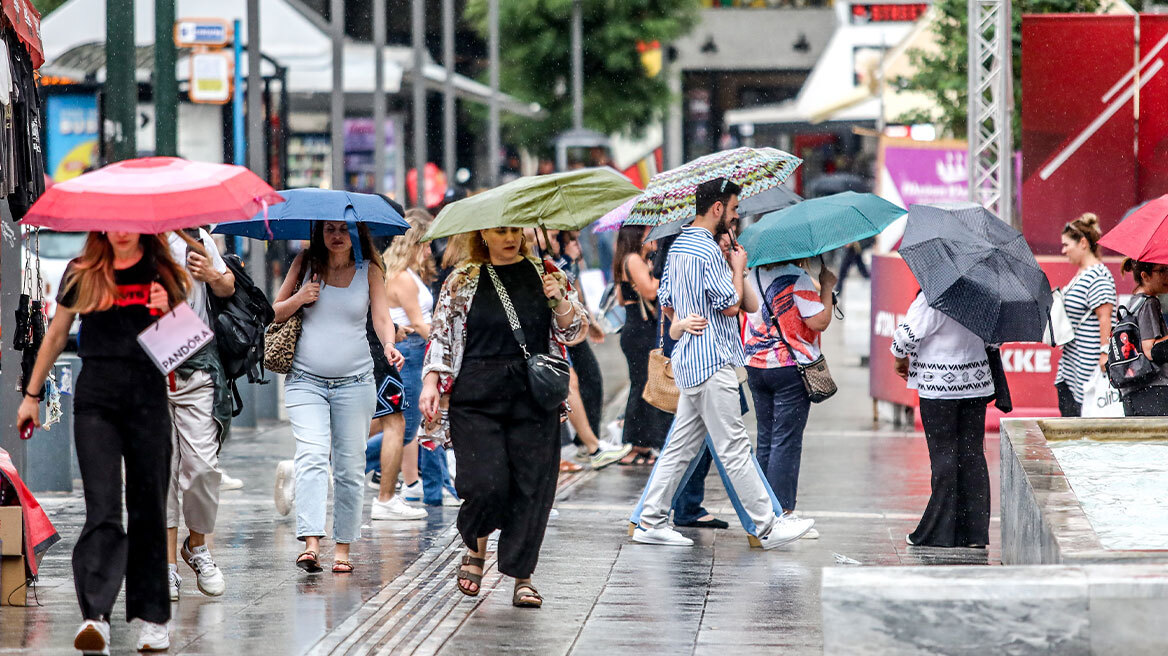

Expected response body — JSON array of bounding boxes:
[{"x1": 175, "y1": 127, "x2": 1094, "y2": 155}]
[
  {"x1": 332, "y1": 560, "x2": 354, "y2": 573},
  {"x1": 512, "y1": 582, "x2": 543, "y2": 608},
  {"x1": 296, "y1": 550, "x2": 322, "y2": 573},
  {"x1": 456, "y1": 554, "x2": 485, "y2": 596}
]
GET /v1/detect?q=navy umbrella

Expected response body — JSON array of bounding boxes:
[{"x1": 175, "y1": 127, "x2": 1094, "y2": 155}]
[
  {"x1": 898, "y1": 202, "x2": 1053, "y2": 344},
  {"x1": 212, "y1": 188, "x2": 409, "y2": 240}
]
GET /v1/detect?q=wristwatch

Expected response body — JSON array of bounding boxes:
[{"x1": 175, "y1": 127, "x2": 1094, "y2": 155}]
[{"x1": 1100, "y1": 343, "x2": 1110, "y2": 355}]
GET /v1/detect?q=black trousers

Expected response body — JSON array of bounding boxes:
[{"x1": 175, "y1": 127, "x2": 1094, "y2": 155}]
[
  {"x1": 568, "y1": 341, "x2": 603, "y2": 439},
  {"x1": 72, "y1": 360, "x2": 172, "y2": 623},
  {"x1": 912, "y1": 397, "x2": 991, "y2": 548},
  {"x1": 1056, "y1": 382, "x2": 1081, "y2": 417},
  {"x1": 449, "y1": 358, "x2": 561, "y2": 579},
  {"x1": 619, "y1": 308, "x2": 673, "y2": 449},
  {"x1": 1122, "y1": 385, "x2": 1168, "y2": 416}
]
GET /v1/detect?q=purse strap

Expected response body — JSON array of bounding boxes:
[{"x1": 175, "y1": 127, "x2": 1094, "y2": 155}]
[
  {"x1": 485, "y1": 264, "x2": 532, "y2": 359},
  {"x1": 755, "y1": 269, "x2": 803, "y2": 371}
]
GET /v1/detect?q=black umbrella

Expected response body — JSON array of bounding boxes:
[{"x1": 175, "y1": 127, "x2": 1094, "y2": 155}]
[
  {"x1": 643, "y1": 185, "x2": 803, "y2": 243},
  {"x1": 898, "y1": 202, "x2": 1054, "y2": 344},
  {"x1": 805, "y1": 172, "x2": 870, "y2": 198}
]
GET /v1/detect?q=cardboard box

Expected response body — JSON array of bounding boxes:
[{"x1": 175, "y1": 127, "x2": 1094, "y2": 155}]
[
  {"x1": 0, "y1": 506, "x2": 21, "y2": 556},
  {"x1": 0, "y1": 554, "x2": 26, "y2": 606}
]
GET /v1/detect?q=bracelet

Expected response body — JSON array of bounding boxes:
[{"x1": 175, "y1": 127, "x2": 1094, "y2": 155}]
[
  {"x1": 23, "y1": 387, "x2": 44, "y2": 401},
  {"x1": 553, "y1": 303, "x2": 573, "y2": 317}
]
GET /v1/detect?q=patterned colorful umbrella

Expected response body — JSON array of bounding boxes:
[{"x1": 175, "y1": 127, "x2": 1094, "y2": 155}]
[
  {"x1": 20, "y1": 157, "x2": 284, "y2": 233},
  {"x1": 623, "y1": 147, "x2": 802, "y2": 227},
  {"x1": 593, "y1": 197, "x2": 637, "y2": 233}
]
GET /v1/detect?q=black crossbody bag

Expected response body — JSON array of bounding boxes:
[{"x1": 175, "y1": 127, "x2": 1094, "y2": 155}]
[{"x1": 485, "y1": 264, "x2": 571, "y2": 409}]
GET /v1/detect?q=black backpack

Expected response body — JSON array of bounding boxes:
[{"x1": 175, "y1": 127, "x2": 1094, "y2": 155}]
[
  {"x1": 1107, "y1": 294, "x2": 1158, "y2": 390},
  {"x1": 208, "y1": 254, "x2": 275, "y2": 415}
]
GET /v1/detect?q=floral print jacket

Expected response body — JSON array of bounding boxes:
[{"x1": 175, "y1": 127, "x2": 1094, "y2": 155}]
[{"x1": 421, "y1": 256, "x2": 588, "y2": 448}]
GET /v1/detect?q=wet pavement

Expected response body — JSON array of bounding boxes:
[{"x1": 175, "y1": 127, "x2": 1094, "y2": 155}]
[{"x1": 0, "y1": 328, "x2": 1000, "y2": 654}]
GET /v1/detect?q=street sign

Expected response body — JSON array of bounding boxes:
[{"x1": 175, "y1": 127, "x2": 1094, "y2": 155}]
[
  {"x1": 188, "y1": 50, "x2": 233, "y2": 105},
  {"x1": 174, "y1": 18, "x2": 231, "y2": 48}
]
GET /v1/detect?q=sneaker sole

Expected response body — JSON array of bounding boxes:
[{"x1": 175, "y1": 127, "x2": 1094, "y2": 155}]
[
  {"x1": 591, "y1": 445, "x2": 633, "y2": 470},
  {"x1": 195, "y1": 580, "x2": 225, "y2": 596},
  {"x1": 371, "y1": 512, "x2": 427, "y2": 521},
  {"x1": 631, "y1": 533, "x2": 694, "y2": 547},
  {"x1": 169, "y1": 589, "x2": 179, "y2": 602},
  {"x1": 74, "y1": 626, "x2": 107, "y2": 653},
  {"x1": 758, "y1": 523, "x2": 814, "y2": 550},
  {"x1": 137, "y1": 641, "x2": 170, "y2": 652}
]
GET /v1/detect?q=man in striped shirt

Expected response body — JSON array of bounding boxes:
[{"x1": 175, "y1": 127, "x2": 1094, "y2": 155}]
[{"x1": 632, "y1": 178, "x2": 814, "y2": 549}]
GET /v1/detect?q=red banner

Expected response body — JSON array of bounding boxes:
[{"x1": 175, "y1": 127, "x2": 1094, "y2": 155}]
[{"x1": 3, "y1": 0, "x2": 42, "y2": 69}]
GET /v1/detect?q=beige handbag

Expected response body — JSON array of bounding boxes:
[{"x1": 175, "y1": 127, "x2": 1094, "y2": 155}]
[
  {"x1": 264, "y1": 265, "x2": 307, "y2": 374},
  {"x1": 642, "y1": 317, "x2": 680, "y2": 413}
]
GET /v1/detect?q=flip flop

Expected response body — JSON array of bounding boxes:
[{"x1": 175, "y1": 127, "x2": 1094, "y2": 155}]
[
  {"x1": 332, "y1": 560, "x2": 354, "y2": 574},
  {"x1": 296, "y1": 550, "x2": 322, "y2": 573}
]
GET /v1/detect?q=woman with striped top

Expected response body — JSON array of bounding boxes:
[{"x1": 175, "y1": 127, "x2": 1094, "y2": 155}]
[{"x1": 1054, "y1": 214, "x2": 1116, "y2": 417}]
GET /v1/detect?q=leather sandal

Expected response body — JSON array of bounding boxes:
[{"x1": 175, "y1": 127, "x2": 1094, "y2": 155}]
[
  {"x1": 296, "y1": 550, "x2": 322, "y2": 573},
  {"x1": 512, "y1": 582, "x2": 543, "y2": 608},
  {"x1": 456, "y1": 554, "x2": 485, "y2": 596},
  {"x1": 332, "y1": 560, "x2": 354, "y2": 574}
]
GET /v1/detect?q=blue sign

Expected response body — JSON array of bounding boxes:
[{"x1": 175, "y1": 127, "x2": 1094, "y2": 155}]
[
  {"x1": 44, "y1": 93, "x2": 99, "y2": 182},
  {"x1": 175, "y1": 20, "x2": 230, "y2": 47}
]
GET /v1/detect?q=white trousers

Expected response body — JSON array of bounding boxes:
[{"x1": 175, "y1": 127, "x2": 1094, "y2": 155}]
[{"x1": 165, "y1": 370, "x2": 222, "y2": 535}]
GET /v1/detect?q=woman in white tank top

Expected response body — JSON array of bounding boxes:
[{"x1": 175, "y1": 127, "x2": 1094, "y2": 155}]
[{"x1": 368, "y1": 209, "x2": 460, "y2": 513}]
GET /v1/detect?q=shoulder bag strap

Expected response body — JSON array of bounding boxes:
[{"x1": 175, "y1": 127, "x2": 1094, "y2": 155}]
[
  {"x1": 755, "y1": 269, "x2": 801, "y2": 369},
  {"x1": 485, "y1": 264, "x2": 531, "y2": 359}
]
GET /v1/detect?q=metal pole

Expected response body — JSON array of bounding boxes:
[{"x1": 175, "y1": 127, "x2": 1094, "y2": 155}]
[
  {"x1": 154, "y1": 0, "x2": 177, "y2": 156},
  {"x1": 412, "y1": 0, "x2": 427, "y2": 208},
  {"x1": 442, "y1": 0, "x2": 456, "y2": 182},
  {"x1": 373, "y1": 0, "x2": 387, "y2": 194},
  {"x1": 487, "y1": 0, "x2": 500, "y2": 188},
  {"x1": 666, "y1": 63, "x2": 683, "y2": 169},
  {"x1": 571, "y1": 0, "x2": 583, "y2": 131},
  {"x1": 106, "y1": 0, "x2": 136, "y2": 162},
  {"x1": 330, "y1": 0, "x2": 345, "y2": 190},
  {"x1": 233, "y1": 20, "x2": 245, "y2": 166}
]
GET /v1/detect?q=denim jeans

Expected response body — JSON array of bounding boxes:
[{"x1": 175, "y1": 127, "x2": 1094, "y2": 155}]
[
  {"x1": 746, "y1": 365, "x2": 810, "y2": 511},
  {"x1": 285, "y1": 368, "x2": 376, "y2": 543},
  {"x1": 363, "y1": 334, "x2": 456, "y2": 505},
  {"x1": 671, "y1": 446, "x2": 713, "y2": 524}
]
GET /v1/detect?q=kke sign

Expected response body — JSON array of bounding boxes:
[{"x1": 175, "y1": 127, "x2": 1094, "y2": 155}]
[{"x1": 174, "y1": 18, "x2": 231, "y2": 48}]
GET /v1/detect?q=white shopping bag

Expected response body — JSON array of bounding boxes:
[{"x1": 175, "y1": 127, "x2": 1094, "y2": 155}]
[
  {"x1": 1080, "y1": 368, "x2": 1125, "y2": 417},
  {"x1": 136, "y1": 302, "x2": 214, "y2": 375}
]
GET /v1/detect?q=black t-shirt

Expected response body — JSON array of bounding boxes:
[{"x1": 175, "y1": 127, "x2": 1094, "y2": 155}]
[
  {"x1": 58, "y1": 257, "x2": 158, "y2": 363},
  {"x1": 465, "y1": 260, "x2": 551, "y2": 359}
]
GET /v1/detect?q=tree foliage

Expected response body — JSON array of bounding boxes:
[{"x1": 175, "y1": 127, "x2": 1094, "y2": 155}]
[
  {"x1": 896, "y1": 0, "x2": 1105, "y2": 140},
  {"x1": 465, "y1": 0, "x2": 700, "y2": 155},
  {"x1": 32, "y1": 0, "x2": 67, "y2": 17}
]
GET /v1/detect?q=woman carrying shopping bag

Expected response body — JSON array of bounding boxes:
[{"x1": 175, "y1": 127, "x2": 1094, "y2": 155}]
[{"x1": 1054, "y1": 214, "x2": 1116, "y2": 416}]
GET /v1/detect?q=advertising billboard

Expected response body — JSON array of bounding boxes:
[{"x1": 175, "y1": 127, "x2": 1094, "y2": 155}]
[{"x1": 44, "y1": 92, "x2": 100, "y2": 182}]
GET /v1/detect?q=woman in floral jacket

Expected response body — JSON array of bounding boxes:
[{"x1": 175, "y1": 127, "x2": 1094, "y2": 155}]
[{"x1": 419, "y1": 227, "x2": 586, "y2": 609}]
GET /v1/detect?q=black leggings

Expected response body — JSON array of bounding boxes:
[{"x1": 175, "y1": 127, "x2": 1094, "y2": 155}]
[
  {"x1": 1122, "y1": 385, "x2": 1168, "y2": 416},
  {"x1": 568, "y1": 341, "x2": 603, "y2": 439},
  {"x1": 1055, "y1": 382, "x2": 1081, "y2": 417},
  {"x1": 912, "y1": 397, "x2": 991, "y2": 548},
  {"x1": 449, "y1": 358, "x2": 560, "y2": 579},
  {"x1": 619, "y1": 308, "x2": 673, "y2": 449},
  {"x1": 72, "y1": 361, "x2": 172, "y2": 623}
]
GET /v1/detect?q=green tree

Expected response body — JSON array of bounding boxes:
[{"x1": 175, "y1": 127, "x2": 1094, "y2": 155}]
[
  {"x1": 465, "y1": 0, "x2": 700, "y2": 155},
  {"x1": 33, "y1": 0, "x2": 68, "y2": 17},
  {"x1": 896, "y1": 0, "x2": 1106, "y2": 139}
]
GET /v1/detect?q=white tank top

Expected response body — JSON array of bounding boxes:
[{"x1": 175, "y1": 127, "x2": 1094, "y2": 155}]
[
  {"x1": 292, "y1": 262, "x2": 373, "y2": 378},
  {"x1": 389, "y1": 269, "x2": 433, "y2": 328}
]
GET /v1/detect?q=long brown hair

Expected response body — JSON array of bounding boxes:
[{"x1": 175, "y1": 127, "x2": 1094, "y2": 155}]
[
  {"x1": 612, "y1": 224, "x2": 646, "y2": 283},
  {"x1": 305, "y1": 222, "x2": 384, "y2": 276},
  {"x1": 59, "y1": 232, "x2": 190, "y2": 314},
  {"x1": 383, "y1": 209, "x2": 435, "y2": 282}
]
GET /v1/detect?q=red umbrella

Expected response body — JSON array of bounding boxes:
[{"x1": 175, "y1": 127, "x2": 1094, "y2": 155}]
[
  {"x1": 407, "y1": 162, "x2": 449, "y2": 209},
  {"x1": 1099, "y1": 195, "x2": 1168, "y2": 264},
  {"x1": 20, "y1": 157, "x2": 284, "y2": 233}
]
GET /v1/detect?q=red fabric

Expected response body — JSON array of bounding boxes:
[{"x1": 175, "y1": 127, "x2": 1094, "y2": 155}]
[
  {"x1": 1099, "y1": 195, "x2": 1168, "y2": 264},
  {"x1": 0, "y1": 448, "x2": 60, "y2": 578},
  {"x1": 3, "y1": 0, "x2": 43, "y2": 69}
]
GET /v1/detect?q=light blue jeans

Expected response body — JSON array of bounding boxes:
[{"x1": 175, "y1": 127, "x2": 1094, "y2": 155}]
[{"x1": 285, "y1": 368, "x2": 376, "y2": 543}]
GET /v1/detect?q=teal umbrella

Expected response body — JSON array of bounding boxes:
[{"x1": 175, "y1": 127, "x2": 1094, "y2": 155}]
[{"x1": 739, "y1": 192, "x2": 906, "y2": 267}]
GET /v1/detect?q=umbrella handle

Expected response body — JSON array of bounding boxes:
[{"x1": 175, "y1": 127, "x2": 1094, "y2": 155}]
[{"x1": 174, "y1": 230, "x2": 208, "y2": 258}]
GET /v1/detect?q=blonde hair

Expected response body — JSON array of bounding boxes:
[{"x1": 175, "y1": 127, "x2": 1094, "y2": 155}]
[
  {"x1": 60, "y1": 232, "x2": 190, "y2": 314},
  {"x1": 382, "y1": 208, "x2": 435, "y2": 283},
  {"x1": 465, "y1": 228, "x2": 532, "y2": 264}
]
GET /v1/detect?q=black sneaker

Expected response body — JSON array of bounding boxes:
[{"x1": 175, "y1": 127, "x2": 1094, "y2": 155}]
[{"x1": 367, "y1": 471, "x2": 382, "y2": 491}]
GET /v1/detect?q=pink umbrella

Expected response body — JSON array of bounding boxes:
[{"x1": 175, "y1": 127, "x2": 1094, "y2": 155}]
[
  {"x1": 593, "y1": 196, "x2": 637, "y2": 233},
  {"x1": 21, "y1": 157, "x2": 284, "y2": 233}
]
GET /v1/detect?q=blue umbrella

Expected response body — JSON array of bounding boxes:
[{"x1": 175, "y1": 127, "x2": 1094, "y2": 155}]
[
  {"x1": 212, "y1": 188, "x2": 409, "y2": 240},
  {"x1": 739, "y1": 191, "x2": 905, "y2": 267}
]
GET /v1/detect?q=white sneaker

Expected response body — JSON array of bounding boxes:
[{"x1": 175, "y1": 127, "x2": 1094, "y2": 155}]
[
  {"x1": 441, "y1": 488, "x2": 462, "y2": 506},
  {"x1": 274, "y1": 460, "x2": 295, "y2": 516},
  {"x1": 604, "y1": 420, "x2": 623, "y2": 443},
  {"x1": 219, "y1": 471, "x2": 244, "y2": 491},
  {"x1": 785, "y1": 512, "x2": 819, "y2": 539},
  {"x1": 167, "y1": 564, "x2": 182, "y2": 601},
  {"x1": 401, "y1": 480, "x2": 422, "y2": 502},
  {"x1": 548, "y1": 508, "x2": 559, "y2": 521},
  {"x1": 181, "y1": 539, "x2": 226, "y2": 596},
  {"x1": 74, "y1": 619, "x2": 110, "y2": 655},
  {"x1": 136, "y1": 620, "x2": 170, "y2": 652},
  {"x1": 445, "y1": 449, "x2": 457, "y2": 482},
  {"x1": 371, "y1": 495, "x2": 427, "y2": 521},
  {"x1": 632, "y1": 525, "x2": 694, "y2": 546},
  {"x1": 590, "y1": 442, "x2": 633, "y2": 470},
  {"x1": 757, "y1": 515, "x2": 815, "y2": 550}
]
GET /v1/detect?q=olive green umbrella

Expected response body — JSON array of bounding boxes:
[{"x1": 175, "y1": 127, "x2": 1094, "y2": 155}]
[{"x1": 422, "y1": 167, "x2": 640, "y2": 242}]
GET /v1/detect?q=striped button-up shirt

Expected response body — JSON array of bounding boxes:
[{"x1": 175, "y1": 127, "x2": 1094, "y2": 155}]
[{"x1": 659, "y1": 225, "x2": 744, "y2": 389}]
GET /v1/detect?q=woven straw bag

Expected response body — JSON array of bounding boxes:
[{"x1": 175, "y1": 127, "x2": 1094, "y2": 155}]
[
  {"x1": 642, "y1": 310, "x2": 680, "y2": 413},
  {"x1": 264, "y1": 313, "x2": 302, "y2": 374}
]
